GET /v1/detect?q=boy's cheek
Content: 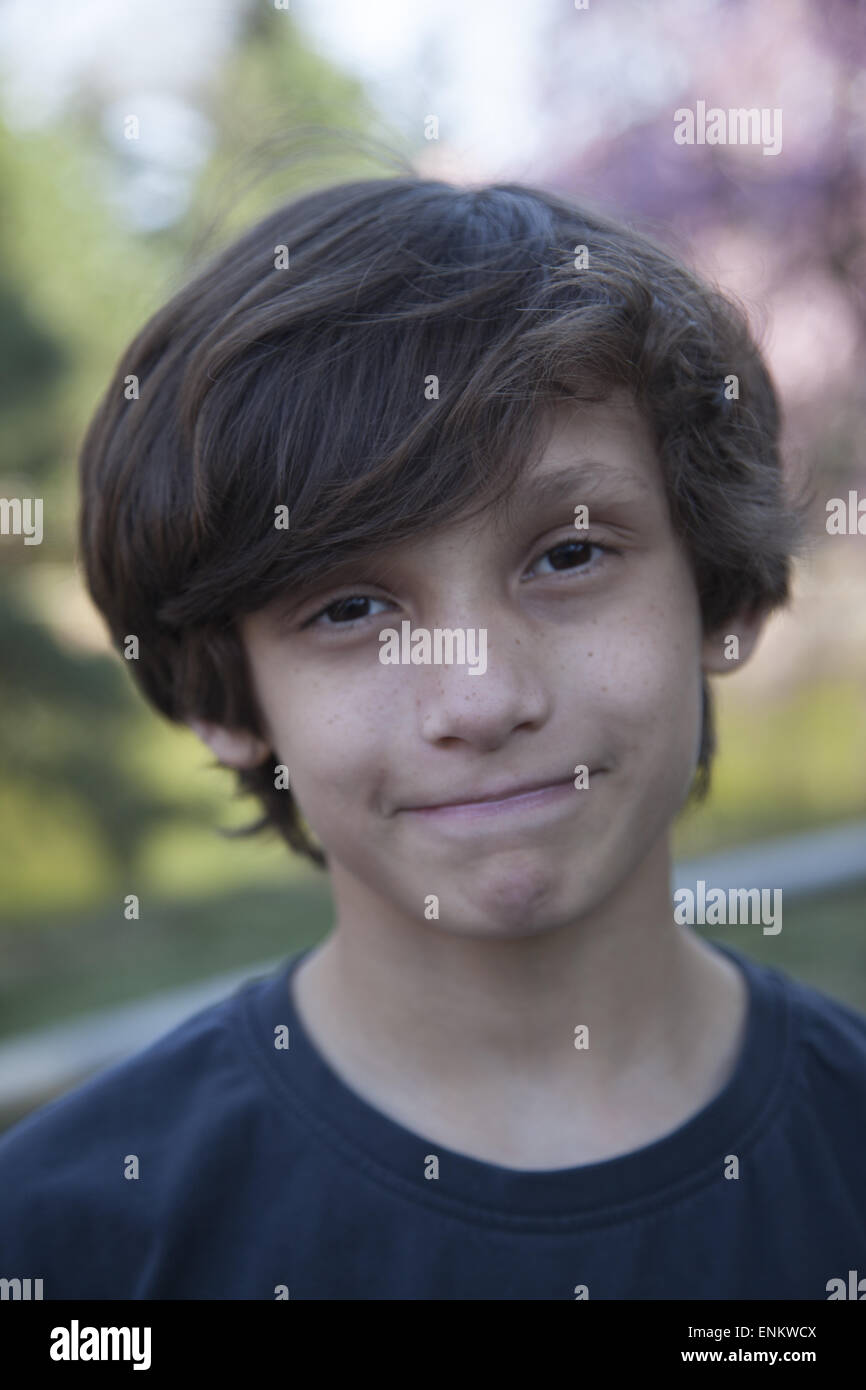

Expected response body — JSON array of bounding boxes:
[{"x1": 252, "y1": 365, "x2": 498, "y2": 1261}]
[{"x1": 598, "y1": 667, "x2": 702, "y2": 778}]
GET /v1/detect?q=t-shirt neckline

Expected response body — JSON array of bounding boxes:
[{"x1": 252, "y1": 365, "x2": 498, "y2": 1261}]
[{"x1": 241, "y1": 939, "x2": 791, "y2": 1224}]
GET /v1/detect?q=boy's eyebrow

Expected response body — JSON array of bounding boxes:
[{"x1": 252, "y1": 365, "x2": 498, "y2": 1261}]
[{"x1": 510, "y1": 459, "x2": 653, "y2": 511}]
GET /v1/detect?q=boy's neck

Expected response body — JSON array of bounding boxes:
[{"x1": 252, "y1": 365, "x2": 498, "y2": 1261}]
[{"x1": 289, "y1": 840, "x2": 749, "y2": 1168}]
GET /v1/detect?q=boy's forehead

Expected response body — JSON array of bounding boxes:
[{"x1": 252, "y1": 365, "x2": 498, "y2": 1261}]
[
  {"x1": 524, "y1": 395, "x2": 659, "y2": 494},
  {"x1": 505, "y1": 450, "x2": 655, "y2": 513},
  {"x1": 471, "y1": 395, "x2": 663, "y2": 538}
]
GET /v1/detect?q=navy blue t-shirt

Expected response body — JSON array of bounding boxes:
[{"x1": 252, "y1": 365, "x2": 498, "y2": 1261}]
[{"x1": 1, "y1": 941, "x2": 865, "y2": 1300}]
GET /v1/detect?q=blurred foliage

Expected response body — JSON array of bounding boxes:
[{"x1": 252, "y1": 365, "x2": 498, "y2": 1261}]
[{"x1": 673, "y1": 678, "x2": 866, "y2": 858}]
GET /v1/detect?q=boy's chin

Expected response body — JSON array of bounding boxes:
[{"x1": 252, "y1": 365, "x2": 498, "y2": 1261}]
[{"x1": 419, "y1": 889, "x2": 583, "y2": 945}]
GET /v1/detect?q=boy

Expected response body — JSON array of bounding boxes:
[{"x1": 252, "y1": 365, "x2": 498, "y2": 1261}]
[{"x1": 1, "y1": 175, "x2": 864, "y2": 1300}]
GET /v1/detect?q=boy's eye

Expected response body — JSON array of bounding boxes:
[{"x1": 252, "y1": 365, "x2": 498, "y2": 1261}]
[
  {"x1": 528, "y1": 539, "x2": 610, "y2": 578},
  {"x1": 303, "y1": 595, "x2": 392, "y2": 629},
  {"x1": 301, "y1": 538, "x2": 615, "y2": 630}
]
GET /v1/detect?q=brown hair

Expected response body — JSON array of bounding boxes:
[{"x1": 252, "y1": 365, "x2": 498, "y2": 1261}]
[{"x1": 78, "y1": 175, "x2": 813, "y2": 869}]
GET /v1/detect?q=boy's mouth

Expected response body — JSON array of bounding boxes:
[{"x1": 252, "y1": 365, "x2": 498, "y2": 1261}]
[
  {"x1": 407, "y1": 775, "x2": 573, "y2": 809},
  {"x1": 400, "y1": 777, "x2": 583, "y2": 824}
]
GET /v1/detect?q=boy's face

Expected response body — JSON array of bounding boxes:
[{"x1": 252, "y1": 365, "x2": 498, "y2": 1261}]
[{"x1": 194, "y1": 392, "x2": 764, "y2": 939}]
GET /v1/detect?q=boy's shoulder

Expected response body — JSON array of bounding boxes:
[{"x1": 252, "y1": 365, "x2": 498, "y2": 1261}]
[
  {"x1": 0, "y1": 958, "x2": 308, "y2": 1298},
  {"x1": 767, "y1": 950, "x2": 866, "y2": 1059},
  {"x1": 0, "y1": 964, "x2": 284, "y2": 1237},
  {"x1": 730, "y1": 942, "x2": 866, "y2": 1055},
  {"x1": 720, "y1": 944, "x2": 866, "y2": 1167}
]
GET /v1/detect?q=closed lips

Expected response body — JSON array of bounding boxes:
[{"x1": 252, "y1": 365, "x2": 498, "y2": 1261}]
[{"x1": 407, "y1": 778, "x2": 574, "y2": 810}]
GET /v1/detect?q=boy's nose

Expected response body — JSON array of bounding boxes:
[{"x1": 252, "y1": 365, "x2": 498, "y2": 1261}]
[{"x1": 414, "y1": 632, "x2": 552, "y2": 750}]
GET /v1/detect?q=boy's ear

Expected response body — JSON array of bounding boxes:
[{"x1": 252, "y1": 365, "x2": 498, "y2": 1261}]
[
  {"x1": 700, "y1": 602, "x2": 770, "y2": 675},
  {"x1": 187, "y1": 718, "x2": 272, "y2": 769}
]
